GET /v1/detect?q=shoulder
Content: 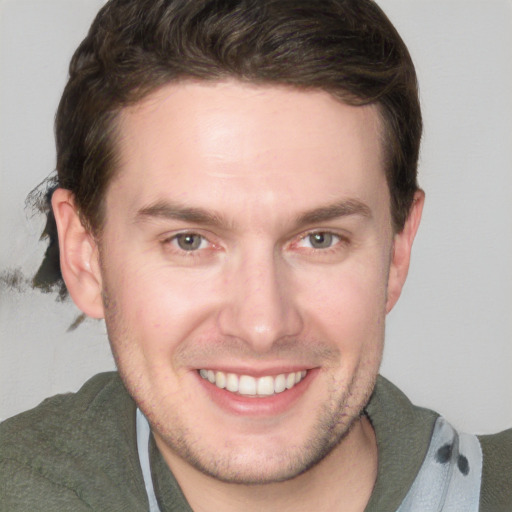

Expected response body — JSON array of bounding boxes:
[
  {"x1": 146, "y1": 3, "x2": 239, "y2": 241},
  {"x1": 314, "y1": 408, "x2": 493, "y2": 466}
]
[
  {"x1": 0, "y1": 372, "x2": 126, "y2": 461},
  {"x1": 478, "y1": 428, "x2": 512, "y2": 511},
  {"x1": 0, "y1": 372, "x2": 147, "y2": 510},
  {"x1": 365, "y1": 377, "x2": 512, "y2": 512}
]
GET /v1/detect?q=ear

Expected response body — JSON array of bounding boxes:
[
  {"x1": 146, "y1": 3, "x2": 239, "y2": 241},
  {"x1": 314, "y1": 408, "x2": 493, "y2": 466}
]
[
  {"x1": 386, "y1": 190, "x2": 425, "y2": 313},
  {"x1": 51, "y1": 188, "x2": 104, "y2": 319}
]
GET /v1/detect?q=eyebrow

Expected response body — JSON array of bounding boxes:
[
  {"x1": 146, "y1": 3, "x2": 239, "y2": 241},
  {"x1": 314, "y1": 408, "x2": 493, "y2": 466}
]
[
  {"x1": 135, "y1": 201, "x2": 226, "y2": 227},
  {"x1": 135, "y1": 198, "x2": 371, "y2": 228},
  {"x1": 294, "y1": 199, "x2": 372, "y2": 226}
]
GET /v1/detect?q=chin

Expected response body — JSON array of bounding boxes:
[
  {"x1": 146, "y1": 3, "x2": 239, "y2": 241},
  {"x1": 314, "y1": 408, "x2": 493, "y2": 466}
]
[{"x1": 154, "y1": 387, "x2": 366, "y2": 486}]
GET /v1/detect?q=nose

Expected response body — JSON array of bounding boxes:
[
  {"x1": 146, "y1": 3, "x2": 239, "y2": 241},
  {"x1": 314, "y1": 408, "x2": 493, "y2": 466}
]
[{"x1": 217, "y1": 247, "x2": 303, "y2": 352}]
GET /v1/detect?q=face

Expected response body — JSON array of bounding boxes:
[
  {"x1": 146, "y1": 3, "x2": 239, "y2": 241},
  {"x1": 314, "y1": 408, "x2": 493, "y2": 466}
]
[{"x1": 92, "y1": 81, "x2": 407, "y2": 484}]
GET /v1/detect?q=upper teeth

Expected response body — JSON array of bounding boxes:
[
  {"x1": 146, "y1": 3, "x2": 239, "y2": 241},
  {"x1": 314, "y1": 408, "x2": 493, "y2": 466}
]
[{"x1": 199, "y1": 369, "x2": 307, "y2": 396}]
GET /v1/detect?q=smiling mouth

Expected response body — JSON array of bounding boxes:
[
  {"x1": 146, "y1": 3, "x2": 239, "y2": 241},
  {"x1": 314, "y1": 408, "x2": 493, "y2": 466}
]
[{"x1": 198, "y1": 369, "x2": 308, "y2": 397}]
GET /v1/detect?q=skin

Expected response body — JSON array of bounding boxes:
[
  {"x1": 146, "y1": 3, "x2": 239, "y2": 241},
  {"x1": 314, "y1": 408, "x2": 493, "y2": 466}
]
[{"x1": 53, "y1": 80, "x2": 423, "y2": 511}]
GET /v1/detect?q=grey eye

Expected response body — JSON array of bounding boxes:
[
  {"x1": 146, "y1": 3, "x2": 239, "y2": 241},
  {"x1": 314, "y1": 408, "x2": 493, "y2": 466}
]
[
  {"x1": 308, "y1": 232, "x2": 334, "y2": 249},
  {"x1": 175, "y1": 233, "x2": 204, "y2": 251}
]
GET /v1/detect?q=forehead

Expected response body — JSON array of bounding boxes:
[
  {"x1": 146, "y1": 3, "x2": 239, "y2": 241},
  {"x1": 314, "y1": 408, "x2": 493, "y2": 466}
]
[{"x1": 109, "y1": 80, "x2": 387, "y2": 223}]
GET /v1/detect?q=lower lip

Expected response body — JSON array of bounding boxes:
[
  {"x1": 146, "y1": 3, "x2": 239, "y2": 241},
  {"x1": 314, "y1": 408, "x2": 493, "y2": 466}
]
[{"x1": 196, "y1": 369, "x2": 318, "y2": 417}]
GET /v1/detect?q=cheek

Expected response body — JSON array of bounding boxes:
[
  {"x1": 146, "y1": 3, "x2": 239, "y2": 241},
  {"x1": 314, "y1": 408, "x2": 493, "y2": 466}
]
[
  {"x1": 297, "y1": 259, "x2": 388, "y2": 346},
  {"x1": 104, "y1": 256, "x2": 221, "y2": 349}
]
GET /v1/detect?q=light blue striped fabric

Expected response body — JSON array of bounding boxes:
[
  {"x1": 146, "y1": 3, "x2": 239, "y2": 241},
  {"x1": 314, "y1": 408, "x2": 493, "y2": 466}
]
[{"x1": 397, "y1": 417, "x2": 483, "y2": 511}]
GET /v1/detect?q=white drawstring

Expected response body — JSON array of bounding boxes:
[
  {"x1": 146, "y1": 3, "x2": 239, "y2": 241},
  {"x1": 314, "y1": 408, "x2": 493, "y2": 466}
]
[{"x1": 136, "y1": 408, "x2": 162, "y2": 512}]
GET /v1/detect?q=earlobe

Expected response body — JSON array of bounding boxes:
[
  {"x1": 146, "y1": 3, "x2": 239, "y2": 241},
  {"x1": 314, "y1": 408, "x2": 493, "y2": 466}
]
[
  {"x1": 386, "y1": 190, "x2": 425, "y2": 313},
  {"x1": 51, "y1": 188, "x2": 104, "y2": 319}
]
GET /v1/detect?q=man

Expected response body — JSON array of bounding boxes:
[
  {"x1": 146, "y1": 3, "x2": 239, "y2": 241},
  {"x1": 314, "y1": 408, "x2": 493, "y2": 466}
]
[{"x1": 0, "y1": 0, "x2": 510, "y2": 510}]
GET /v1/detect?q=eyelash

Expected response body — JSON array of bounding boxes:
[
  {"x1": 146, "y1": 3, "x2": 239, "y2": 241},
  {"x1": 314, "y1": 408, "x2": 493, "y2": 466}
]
[
  {"x1": 162, "y1": 232, "x2": 212, "y2": 254},
  {"x1": 160, "y1": 229, "x2": 349, "y2": 258},
  {"x1": 296, "y1": 231, "x2": 343, "y2": 250}
]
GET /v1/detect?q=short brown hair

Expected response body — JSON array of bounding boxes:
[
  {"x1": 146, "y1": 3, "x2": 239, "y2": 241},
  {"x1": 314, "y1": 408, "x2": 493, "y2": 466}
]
[{"x1": 37, "y1": 0, "x2": 422, "y2": 293}]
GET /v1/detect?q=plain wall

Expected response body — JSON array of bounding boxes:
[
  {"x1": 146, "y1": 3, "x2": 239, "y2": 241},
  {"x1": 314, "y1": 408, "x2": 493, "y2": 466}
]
[{"x1": 1, "y1": 0, "x2": 511, "y2": 433}]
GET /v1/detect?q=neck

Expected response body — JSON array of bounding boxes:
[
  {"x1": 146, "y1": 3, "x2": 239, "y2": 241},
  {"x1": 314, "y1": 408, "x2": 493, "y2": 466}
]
[{"x1": 158, "y1": 415, "x2": 377, "y2": 512}]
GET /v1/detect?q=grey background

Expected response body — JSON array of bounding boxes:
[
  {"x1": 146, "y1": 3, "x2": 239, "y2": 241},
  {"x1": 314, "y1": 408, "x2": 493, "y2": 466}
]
[{"x1": 1, "y1": 0, "x2": 511, "y2": 433}]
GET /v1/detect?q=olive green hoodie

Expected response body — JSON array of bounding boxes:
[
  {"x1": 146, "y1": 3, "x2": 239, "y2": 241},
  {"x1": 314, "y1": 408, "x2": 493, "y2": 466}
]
[{"x1": 1, "y1": 373, "x2": 510, "y2": 511}]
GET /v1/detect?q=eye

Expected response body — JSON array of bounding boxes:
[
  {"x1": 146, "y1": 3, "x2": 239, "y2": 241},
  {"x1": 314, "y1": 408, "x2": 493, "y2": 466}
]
[
  {"x1": 172, "y1": 233, "x2": 208, "y2": 251},
  {"x1": 298, "y1": 232, "x2": 340, "y2": 249}
]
